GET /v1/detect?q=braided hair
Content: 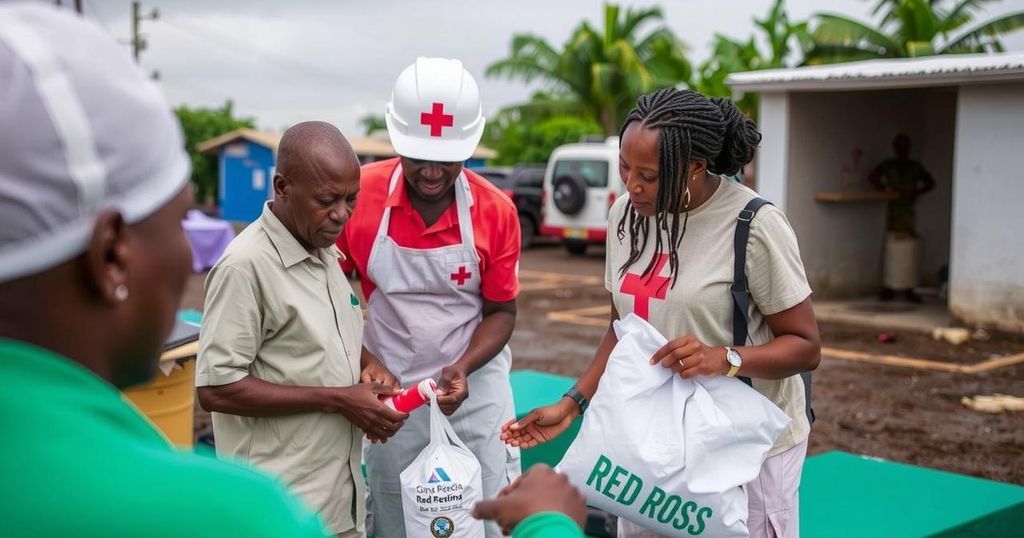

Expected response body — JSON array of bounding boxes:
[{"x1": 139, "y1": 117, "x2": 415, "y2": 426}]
[{"x1": 616, "y1": 88, "x2": 761, "y2": 286}]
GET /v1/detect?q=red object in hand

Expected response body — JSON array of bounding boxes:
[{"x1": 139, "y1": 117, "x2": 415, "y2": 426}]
[{"x1": 380, "y1": 379, "x2": 437, "y2": 413}]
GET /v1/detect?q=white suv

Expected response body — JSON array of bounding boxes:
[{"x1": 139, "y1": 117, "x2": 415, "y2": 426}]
[{"x1": 540, "y1": 136, "x2": 625, "y2": 255}]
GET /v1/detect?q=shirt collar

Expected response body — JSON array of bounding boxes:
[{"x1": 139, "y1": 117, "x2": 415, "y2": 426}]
[
  {"x1": 383, "y1": 163, "x2": 471, "y2": 232},
  {"x1": 0, "y1": 338, "x2": 171, "y2": 446},
  {"x1": 260, "y1": 202, "x2": 316, "y2": 268},
  {"x1": 0, "y1": 338, "x2": 117, "y2": 396},
  {"x1": 260, "y1": 203, "x2": 346, "y2": 267},
  {"x1": 384, "y1": 161, "x2": 407, "y2": 209}
]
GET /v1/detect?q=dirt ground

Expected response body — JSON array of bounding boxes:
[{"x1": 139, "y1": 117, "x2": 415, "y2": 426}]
[{"x1": 182, "y1": 239, "x2": 1024, "y2": 485}]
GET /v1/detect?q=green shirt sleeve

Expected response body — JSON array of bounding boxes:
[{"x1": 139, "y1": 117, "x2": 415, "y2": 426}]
[{"x1": 512, "y1": 512, "x2": 584, "y2": 538}]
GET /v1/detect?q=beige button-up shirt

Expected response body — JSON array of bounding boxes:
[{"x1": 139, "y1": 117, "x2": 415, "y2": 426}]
[{"x1": 196, "y1": 203, "x2": 365, "y2": 535}]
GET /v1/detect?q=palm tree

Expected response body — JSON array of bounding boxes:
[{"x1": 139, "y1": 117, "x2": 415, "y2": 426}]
[
  {"x1": 358, "y1": 114, "x2": 386, "y2": 136},
  {"x1": 807, "y1": 0, "x2": 1024, "y2": 64},
  {"x1": 486, "y1": 3, "x2": 691, "y2": 135},
  {"x1": 694, "y1": 0, "x2": 810, "y2": 118}
]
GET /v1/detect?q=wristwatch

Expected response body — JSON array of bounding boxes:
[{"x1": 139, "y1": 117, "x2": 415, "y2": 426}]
[
  {"x1": 724, "y1": 347, "x2": 743, "y2": 377},
  {"x1": 563, "y1": 388, "x2": 589, "y2": 416}
]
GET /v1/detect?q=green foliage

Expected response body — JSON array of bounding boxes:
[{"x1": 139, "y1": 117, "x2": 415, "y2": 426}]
[
  {"x1": 483, "y1": 0, "x2": 1022, "y2": 161},
  {"x1": 359, "y1": 114, "x2": 386, "y2": 136},
  {"x1": 487, "y1": 3, "x2": 691, "y2": 135},
  {"x1": 693, "y1": 0, "x2": 810, "y2": 119},
  {"x1": 485, "y1": 113, "x2": 602, "y2": 166},
  {"x1": 174, "y1": 101, "x2": 255, "y2": 204},
  {"x1": 807, "y1": 0, "x2": 1024, "y2": 63}
]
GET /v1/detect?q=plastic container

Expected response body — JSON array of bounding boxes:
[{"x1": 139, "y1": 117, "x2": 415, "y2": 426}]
[
  {"x1": 122, "y1": 360, "x2": 196, "y2": 447},
  {"x1": 380, "y1": 379, "x2": 437, "y2": 413}
]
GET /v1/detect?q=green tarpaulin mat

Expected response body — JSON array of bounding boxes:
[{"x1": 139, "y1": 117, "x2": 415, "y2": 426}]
[
  {"x1": 178, "y1": 309, "x2": 203, "y2": 326},
  {"x1": 510, "y1": 369, "x2": 582, "y2": 471},
  {"x1": 509, "y1": 370, "x2": 1024, "y2": 537},
  {"x1": 801, "y1": 451, "x2": 1024, "y2": 537}
]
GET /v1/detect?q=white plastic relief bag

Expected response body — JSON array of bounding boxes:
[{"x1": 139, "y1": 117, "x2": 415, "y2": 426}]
[
  {"x1": 558, "y1": 314, "x2": 791, "y2": 537},
  {"x1": 400, "y1": 391, "x2": 484, "y2": 537}
]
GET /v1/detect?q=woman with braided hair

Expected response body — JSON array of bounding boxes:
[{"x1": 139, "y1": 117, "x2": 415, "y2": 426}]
[{"x1": 502, "y1": 88, "x2": 820, "y2": 538}]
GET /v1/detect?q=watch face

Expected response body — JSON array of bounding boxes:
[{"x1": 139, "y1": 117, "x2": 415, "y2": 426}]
[{"x1": 727, "y1": 349, "x2": 742, "y2": 367}]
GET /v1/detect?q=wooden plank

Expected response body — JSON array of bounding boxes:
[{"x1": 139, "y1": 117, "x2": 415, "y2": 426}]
[
  {"x1": 160, "y1": 340, "x2": 198, "y2": 362},
  {"x1": 542, "y1": 303, "x2": 1024, "y2": 374},
  {"x1": 822, "y1": 347, "x2": 1024, "y2": 374},
  {"x1": 814, "y1": 191, "x2": 899, "y2": 202}
]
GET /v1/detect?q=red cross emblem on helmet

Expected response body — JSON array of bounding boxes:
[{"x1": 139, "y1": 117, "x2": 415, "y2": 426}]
[{"x1": 420, "y1": 102, "x2": 454, "y2": 137}]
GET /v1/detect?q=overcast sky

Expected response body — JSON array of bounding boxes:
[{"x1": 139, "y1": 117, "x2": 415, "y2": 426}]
[{"x1": 77, "y1": 0, "x2": 1024, "y2": 135}]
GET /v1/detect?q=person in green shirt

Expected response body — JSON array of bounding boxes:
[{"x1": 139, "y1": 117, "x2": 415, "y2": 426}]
[
  {"x1": 868, "y1": 133, "x2": 936, "y2": 303},
  {"x1": 0, "y1": 4, "x2": 325, "y2": 536},
  {"x1": 473, "y1": 464, "x2": 587, "y2": 538}
]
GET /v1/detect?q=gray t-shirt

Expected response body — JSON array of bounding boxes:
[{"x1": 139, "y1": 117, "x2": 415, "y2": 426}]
[{"x1": 605, "y1": 178, "x2": 812, "y2": 456}]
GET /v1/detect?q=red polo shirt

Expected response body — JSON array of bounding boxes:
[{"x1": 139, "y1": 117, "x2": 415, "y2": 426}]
[{"x1": 337, "y1": 158, "x2": 521, "y2": 303}]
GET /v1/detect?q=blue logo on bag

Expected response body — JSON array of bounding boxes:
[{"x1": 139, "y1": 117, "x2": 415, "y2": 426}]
[
  {"x1": 430, "y1": 516, "x2": 454, "y2": 537},
  {"x1": 427, "y1": 467, "x2": 452, "y2": 483}
]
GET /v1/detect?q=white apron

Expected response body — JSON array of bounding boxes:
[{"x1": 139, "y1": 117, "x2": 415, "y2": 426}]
[{"x1": 363, "y1": 164, "x2": 520, "y2": 538}]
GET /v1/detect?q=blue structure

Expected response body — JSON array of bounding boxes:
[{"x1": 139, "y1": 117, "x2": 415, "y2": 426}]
[
  {"x1": 464, "y1": 157, "x2": 487, "y2": 170},
  {"x1": 198, "y1": 130, "x2": 279, "y2": 223}
]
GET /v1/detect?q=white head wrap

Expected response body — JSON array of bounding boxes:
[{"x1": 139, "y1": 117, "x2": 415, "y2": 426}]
[{"x1": 0, "y1": 2, "x2": 190, "y2": 283}]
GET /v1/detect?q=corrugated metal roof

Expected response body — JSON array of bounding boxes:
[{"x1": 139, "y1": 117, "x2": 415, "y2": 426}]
[
  {"x1": 727, "y1": 52, "x2": 1024, "y2": 93},
  {"x1": 196, "y1": 129, "x2": 280, "y2": 155},
  {"x1": 197, "y1": 128, "x2": 496, "y2": 160}
]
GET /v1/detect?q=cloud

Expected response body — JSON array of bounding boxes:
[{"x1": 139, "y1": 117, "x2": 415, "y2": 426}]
[{"x1": 82, "y1": 0, "x2": 1024, "y2": 136}]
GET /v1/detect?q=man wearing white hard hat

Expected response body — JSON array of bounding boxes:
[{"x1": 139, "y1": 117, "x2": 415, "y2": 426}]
[
  {"x1": 337, "y1": 57, "x2": 522, "y2": 537},
  {"x1": 0, "y1": 3, "x2": 324, "y2": 536}
]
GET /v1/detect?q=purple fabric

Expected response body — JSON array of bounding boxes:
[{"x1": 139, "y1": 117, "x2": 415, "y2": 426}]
[{"x1": 182, "y1": 210, "x2": 235, "y2": 273}]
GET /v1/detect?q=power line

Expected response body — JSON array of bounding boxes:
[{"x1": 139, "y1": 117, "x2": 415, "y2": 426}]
[
  {"x1": 160, "y1": 17, "x2": 341, "y2": 80},
  {"x1": 159, "y1": 77, "x2": 233, "y2": 105},
  {"x1": 84, "y1": 0, "x2": 116, "y2": 38}
]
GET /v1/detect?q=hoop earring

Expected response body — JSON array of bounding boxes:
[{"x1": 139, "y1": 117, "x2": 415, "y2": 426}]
[{"x1": 683, "y1": 187, "x2": 692, "y2": 209}]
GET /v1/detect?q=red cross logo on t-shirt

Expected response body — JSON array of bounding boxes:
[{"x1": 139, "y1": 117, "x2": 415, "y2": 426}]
[
  {"x1": 421, "y1": 102, "x2": 454, "y2": 137},
  {"x1": 620, "y1": 254, "x2": 671, "y2": 321},
  {"x1": 450, "y1": 266, "x2": 472, "y2": 286}
]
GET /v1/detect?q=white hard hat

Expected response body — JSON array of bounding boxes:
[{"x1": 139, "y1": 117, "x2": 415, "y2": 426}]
[
  {"x1": 385, "y1": 57, "x2": 485, "y2": 162},
  {"x1": 0, "y1": 2, "x2": 190, "y2": 283}
]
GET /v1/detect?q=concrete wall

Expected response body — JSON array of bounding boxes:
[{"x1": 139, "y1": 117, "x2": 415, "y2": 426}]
[
  {"x1": 773, "y1": 89, "x2": 955, "y2": 297},
  {"x1": 950, "y1": 82, "x2": 1024, "y2": 332},
  {"x1": 915, "y1": 90, "x2": 956, "y2": 286},
  {"x1": 756, "y1": 93, "x2": 790, "y2": 210}
]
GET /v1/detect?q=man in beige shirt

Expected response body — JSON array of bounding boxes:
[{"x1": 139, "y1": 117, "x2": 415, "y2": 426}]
[{"x1": 196, "y1": 122, "x2": 408, "y2": 537}]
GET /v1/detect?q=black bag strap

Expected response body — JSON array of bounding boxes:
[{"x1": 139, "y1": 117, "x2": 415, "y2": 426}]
[
  {"x1": 731, "y1": 197, "x2": 815, "y2": 424},
  {"x1": 731, "y1": 198, "x2": 771, "y2": 352}
]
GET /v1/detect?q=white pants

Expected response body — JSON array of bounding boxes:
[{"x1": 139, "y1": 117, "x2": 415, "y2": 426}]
[{"x1": 617, "y1": 440, "x2": 808, "y2": 538}]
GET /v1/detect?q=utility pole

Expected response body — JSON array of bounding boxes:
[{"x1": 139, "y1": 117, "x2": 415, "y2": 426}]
[
  {"x1": 55, "y1": 0, "x2": 83, "y2": 14},
  {"x1": 130, "y1": 1, "x2": 160, "y2": 63}
]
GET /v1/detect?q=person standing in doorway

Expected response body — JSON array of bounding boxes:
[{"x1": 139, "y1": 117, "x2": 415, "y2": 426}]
[{"x1": 869, "y1": 133, "x2": 935, "y2": 303}]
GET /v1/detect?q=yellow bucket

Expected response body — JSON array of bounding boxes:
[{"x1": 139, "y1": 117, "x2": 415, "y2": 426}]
[{"x1": 123, "y1": 359, "x2": 196, "y2": 448}]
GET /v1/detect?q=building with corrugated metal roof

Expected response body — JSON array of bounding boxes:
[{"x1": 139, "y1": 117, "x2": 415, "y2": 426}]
[{"x1": 727, "y1": 52, "x2": 1024, "y2": 332}]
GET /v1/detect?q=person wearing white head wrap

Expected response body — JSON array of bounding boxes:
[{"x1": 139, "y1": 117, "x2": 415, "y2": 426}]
[
  {"x1": 0, "y1": 4, "x2": 326, "y2": 536},
  {"x1": 0, "y1": 3, "x2": 190, "y2": 283}
]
